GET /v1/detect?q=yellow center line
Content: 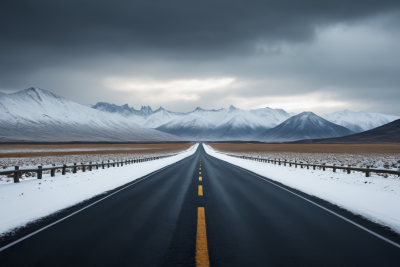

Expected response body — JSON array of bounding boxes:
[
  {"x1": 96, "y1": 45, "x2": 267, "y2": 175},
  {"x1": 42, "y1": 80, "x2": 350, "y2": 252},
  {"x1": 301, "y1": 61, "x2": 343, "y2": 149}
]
[
  {"x1": 199, "y1": 176, "x2": 202, "y2": 181},
  {"x1": 199, "y1": 167, "x2": 201, "y2": 170},
  {"x1": 198, "y1": 185, "x2": 203, "y2": 196},
  {"x1": 199, "y1": 172, "x2": 201, "y2": 174},
  {"x1": 196, "y1": 207, "x2": 210, "y2": 267}
]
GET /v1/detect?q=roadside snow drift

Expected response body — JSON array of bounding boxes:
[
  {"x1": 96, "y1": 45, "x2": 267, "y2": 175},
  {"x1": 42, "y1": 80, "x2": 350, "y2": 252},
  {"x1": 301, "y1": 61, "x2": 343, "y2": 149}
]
[
  {"x1": 0, "y1": 144, "x2": 198, "y2": 235},
  {"x1": 204, "y1": 144, "x2": 400, "y2": 234}
]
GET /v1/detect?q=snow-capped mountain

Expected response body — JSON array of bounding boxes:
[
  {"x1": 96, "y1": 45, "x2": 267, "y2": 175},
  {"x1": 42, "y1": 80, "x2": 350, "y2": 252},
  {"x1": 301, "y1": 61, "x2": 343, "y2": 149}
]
[
  {"x1": 155, "y1": 105, "x2": 292, "y2": 140},
  {"x1": 256, "y1": 112, "x2": 355, "y2": 142},
  {"x1": 0, "y1": 88, "x2": 182, "y2": 142},
  {"x1": 322, "y1": 110, "x2": 399, "y2": 133}
]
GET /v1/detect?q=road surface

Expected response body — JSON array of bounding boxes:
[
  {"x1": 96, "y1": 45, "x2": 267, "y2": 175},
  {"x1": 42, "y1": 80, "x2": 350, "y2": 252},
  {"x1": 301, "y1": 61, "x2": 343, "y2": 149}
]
[{"x1": 1, "y1": 144, "x2": 399, "y2": 266}]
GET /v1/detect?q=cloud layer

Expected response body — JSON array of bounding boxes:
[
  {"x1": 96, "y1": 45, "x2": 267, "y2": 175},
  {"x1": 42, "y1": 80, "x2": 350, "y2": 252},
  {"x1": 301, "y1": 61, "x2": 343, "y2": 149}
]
[{"x1": 1, "y1": 0, "x2": 400, "y2": 115}]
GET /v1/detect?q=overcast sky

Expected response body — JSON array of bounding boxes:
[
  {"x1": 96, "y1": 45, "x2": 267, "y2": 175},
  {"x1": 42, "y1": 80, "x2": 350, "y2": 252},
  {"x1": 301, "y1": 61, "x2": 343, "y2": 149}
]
[{"x1": 1, "y1": 1, "x2": 400, "y2": 115}]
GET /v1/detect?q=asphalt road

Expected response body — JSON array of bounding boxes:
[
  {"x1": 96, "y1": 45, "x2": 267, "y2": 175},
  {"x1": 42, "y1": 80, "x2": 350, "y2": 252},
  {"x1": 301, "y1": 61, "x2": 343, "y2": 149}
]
[{"x1": 1, "y1": 144, "x2": 400, "y2": 266}]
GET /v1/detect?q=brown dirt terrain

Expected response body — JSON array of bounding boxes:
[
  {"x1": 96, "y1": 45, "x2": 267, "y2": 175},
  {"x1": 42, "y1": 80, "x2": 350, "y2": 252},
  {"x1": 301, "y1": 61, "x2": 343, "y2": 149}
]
[
  {"x1": 207, "y1": 143, "x2": 400, "y2": 154},
  {"x1": 0, "y1": 143, "x2": 194, "y2": 158}
]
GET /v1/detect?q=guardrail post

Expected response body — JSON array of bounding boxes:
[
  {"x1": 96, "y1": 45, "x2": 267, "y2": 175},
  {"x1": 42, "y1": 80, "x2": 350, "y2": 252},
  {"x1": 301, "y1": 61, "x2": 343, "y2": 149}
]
[
  {"x1": 121, "y1": 160, "x2": 123, "y2": 166},
  {"x1": 89, "y1": 162, "x2": 92, "y2": 171},
  {"x1": 38, "y1": 166, "x2": 42, "y2": 179},
  {"x1": 108, "y1": 160, "x2": 110, "y2": 168},
  {"x1": 73, "y1": 163, "x2": 77, "y2": 173},
  {"x1": 347, "y1": 166, "x2": 351, "y2": 174},
  {"x1": 113, "y1": 161, "x2": 115, "y2": 167},
  {"x1": 279, "y1": 159, "x2": 281, "y2": 165},
  {"x1": 323, "y1": 163, "x2": 326, "y2": 171},
  {"x1": 333, "y1": 164, "x2": 336, "y2": 172},
  {"x1": 51, "y1": 164, "x2": 56, "y2": 177},
  {"x1": 289, "y1": 161, "x2": 292, "y2": 167},
  {"x1": 82, "y1": 163, "x2": 86, "y2": 172},
  {"x1": 14, "y1": 166, "x2": 20, "y2": 183},
  {"x1": 284, "y1": 161, "x2": 286, "y2": 166},
  {"x1": 366, "y1": 166, "x2": 370, "y2": 177},
  {"x1": 102, "y1": 161, "x2": 105, "y2": 169},
  {"x1": 295, "y1": 161, "x2": 297, "y2": 168},
  {"x1": 96, "y1": 162, "x2": 99, "y2": 170},
  {"x1": 62, "y1": 164, "x2": 66, "y2": 175},
  {"x1": 300, "y1": 164, "x2": 303, "y2": 168},
  {"x1": 313, "y1": 165, "x2": 315, "y2": 170}
]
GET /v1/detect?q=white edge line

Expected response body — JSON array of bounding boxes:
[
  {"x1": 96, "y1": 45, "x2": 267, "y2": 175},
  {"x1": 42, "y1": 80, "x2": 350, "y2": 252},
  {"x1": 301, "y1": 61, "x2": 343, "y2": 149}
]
[
  {"x1": 0, "y1": 147, "x2": 197, "y2": 252},
  {"x1": 204, "y1": 145, "x2": 400, "y2": 249}
]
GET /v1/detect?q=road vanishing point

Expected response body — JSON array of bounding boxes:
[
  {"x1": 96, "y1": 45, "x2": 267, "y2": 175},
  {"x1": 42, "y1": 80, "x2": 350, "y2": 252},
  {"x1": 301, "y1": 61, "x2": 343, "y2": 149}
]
[{"x1": 1, "y1": 144, "x2": 400, "y2": 266}]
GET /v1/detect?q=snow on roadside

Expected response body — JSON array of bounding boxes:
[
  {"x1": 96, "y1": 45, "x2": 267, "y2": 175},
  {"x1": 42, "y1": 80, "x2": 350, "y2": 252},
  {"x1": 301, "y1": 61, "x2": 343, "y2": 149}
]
[
  {"x1": 204, "y1": 144, "x2": 400, "y2": 234},
  {"x1": 0, "y1": 144, "x2": 198, "y2": 235}
]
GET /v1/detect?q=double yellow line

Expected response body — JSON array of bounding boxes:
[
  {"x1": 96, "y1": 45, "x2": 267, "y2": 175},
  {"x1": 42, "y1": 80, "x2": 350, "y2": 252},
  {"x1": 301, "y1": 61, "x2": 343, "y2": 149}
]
[{"x1": 196, "y1": 159, "x2": 209, "y2": 266}]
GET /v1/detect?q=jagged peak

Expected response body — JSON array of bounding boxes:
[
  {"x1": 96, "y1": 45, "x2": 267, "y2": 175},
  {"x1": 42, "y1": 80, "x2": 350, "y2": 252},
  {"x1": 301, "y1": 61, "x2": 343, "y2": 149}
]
[{"x1": 229, "y1": 105, "x2": 237, "y2": 110}]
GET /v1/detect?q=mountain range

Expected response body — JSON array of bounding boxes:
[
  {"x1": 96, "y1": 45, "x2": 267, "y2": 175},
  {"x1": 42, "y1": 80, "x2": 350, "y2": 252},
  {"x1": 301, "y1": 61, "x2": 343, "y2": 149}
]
[
  {"x1": 91, "y1": 101, "x2": 399, "y2": 141},
  {"x1": 0, "y1": 87, "x2": 399, "y2": 143},
  {"x1": 91, "y1": 102, "x2": 293, "y2": 140}
]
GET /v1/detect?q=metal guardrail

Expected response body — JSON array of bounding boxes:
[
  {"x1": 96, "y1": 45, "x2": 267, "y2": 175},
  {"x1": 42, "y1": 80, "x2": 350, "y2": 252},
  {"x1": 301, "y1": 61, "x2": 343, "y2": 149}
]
[
  {"x1": 0, "y1": 153, "x2": 180, "y2": 183},
  {"x1": 223, "y1": 153, "x2": 400, "y2": 177}
]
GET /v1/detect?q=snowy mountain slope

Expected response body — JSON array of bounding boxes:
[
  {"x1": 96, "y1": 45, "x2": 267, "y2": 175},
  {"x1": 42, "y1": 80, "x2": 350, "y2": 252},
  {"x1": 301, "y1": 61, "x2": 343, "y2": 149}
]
[
  {"x1": 142, "y1": 108, "x2": 182, "y2": 128},
  {"x1": 256, "y1": 112, "x2": 355, "y2": 142},
  {"x1": 0, "y1": 88, "x2": 182, "y2": 142},
  {"x1": 156, "y1": 115, "x2": 215, "y2": 139},
  {"x1": 0, "y1": 92, "x2": 6, "y2": 96},
  {"x1": 209, "y1": 115, "x2": 266, "y2": 140},
  {"x1": 322, "y1": 110, "x2": 399, "y2": 133}
]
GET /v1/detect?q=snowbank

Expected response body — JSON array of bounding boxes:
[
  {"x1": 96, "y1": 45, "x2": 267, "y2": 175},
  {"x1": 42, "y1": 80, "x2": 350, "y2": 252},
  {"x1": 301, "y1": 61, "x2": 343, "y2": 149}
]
[
  {"x1": 0, "y1": 144, "x2": 198, "y2": 235},
  {"x1": 204, "y1": 144, "x2": 400, "y2": 234}
]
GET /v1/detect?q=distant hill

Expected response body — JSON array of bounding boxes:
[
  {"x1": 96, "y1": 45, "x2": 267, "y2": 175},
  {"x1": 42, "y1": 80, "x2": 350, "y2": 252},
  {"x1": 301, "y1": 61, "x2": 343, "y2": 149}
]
[
  {"x1": 256, "y1": 112, "x2": 355, "y2": 142},
  {"x1": 322, "y1": 110, "x2": 399, "y2": 133},
  {"x1": 292, "y1": 118, "x2": 400, "y2": 144}
]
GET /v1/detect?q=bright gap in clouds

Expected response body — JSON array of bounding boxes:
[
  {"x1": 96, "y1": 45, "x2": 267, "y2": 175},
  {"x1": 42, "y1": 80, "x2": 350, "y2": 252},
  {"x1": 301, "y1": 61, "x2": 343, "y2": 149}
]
[
  {"x1": 104, "y1": 77, "x2": 235, "y2": 103},
  {"x1": 105, "y1": 77, "x2": 235, "y2": 92}
]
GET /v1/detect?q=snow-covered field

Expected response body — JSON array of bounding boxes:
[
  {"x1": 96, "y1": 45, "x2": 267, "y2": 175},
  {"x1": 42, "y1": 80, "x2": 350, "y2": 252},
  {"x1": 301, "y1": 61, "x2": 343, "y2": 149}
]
[
  {"x1": 0, "y1": 144, "x2": 198, "y2": 235},
  {"x1": 204, "y1": 144, "x2": 400, "y2": 234},
  {"x1": 211, "y1": 150, "x2": 400, "y2": 179},
  {"x1": 0, "y1": 147, "x2": 155, "y2": 153},
  {"x1": 0, "y1": 150, "x2": 187, "y2": 184}
]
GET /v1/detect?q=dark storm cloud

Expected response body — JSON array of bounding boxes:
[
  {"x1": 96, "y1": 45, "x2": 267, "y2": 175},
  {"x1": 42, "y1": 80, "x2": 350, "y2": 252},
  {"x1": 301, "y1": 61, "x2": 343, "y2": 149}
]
[
  {"x1": 1, "y1": 0, "x2": 400, "y2": 115},
  {"x1": 2, "y1": 0, "x2": 399, "y2": 58}
]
